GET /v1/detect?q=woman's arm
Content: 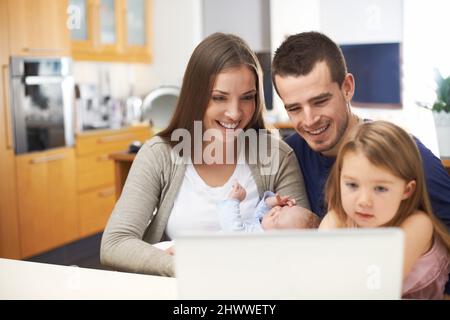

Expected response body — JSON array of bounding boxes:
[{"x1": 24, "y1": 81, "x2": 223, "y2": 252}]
[
  {"x1": 273, "y1": 147, "x2": 311, "y2": 211},
  {"x1": 100, "y1": 141, "x2": 175, "y2": 277},
  {"x1": 400, "y1": 211, "x2": 434, "y2": 278}
]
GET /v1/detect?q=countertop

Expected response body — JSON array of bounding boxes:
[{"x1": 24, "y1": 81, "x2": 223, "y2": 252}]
[
  {"x1": 75, "y1": 122, "x2": 151, "y2": 137},
  {"x1": 0, "y1": 258, "x2": 177, "y2": 299}
]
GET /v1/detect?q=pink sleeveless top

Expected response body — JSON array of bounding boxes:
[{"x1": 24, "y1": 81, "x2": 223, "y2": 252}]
[{"x1": 402, "y1": 236, "x2": 450, "y2": 299}]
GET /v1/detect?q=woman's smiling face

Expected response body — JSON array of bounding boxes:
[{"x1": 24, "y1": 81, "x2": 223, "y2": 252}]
[{"x1": 203, "y1": 65, "x2": 257, "y2": 142}]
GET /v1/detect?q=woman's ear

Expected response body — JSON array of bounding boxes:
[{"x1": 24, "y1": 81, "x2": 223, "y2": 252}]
[{"x1": 402, "y1": 180, "x2": 416, "y2": 200}]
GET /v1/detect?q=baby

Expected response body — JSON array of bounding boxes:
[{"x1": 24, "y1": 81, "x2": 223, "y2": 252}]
[
  {"x1": 218, "y1": 181, "x2": 320, "y2": 232},
  {"x1": 158, "y1": 182, "x2": 319, "y2": 255}
]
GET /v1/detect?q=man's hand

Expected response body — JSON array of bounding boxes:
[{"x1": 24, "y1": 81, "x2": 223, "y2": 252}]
[
  {"x1": 228, "y1": 181, "x2": 246, "y2": 202},
  {"x1": 265, "y1": 193, "x2": 296, "y2": 208}
]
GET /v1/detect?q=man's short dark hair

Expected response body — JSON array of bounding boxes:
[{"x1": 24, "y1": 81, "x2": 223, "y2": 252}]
[{"x1": 272, "y1": 32, "x2": 347, "y2": 92}]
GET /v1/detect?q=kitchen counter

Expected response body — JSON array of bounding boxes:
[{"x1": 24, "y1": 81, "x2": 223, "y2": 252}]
[
  {"x1": 109, "y1": 151, "x2": 136, "y2": 199},
  {"x1": 442, "y1": 158, "x2": 450, "y2": 175},
  {"x1": 75, "y1": 123, "x2": 151, "y2": 137},
  {"x1": 0, "y1": 258, "x2": 177, "y2": 299}
]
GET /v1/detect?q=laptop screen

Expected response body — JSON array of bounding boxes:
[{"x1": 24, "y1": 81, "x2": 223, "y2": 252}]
[{"x1": 174, "y1": 228, "x2": 404, "y2": 299}]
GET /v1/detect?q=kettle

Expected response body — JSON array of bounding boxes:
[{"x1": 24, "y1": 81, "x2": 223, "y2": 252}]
[{"x1": 141, "y1": 86, "x2": 180, "y2": 131}]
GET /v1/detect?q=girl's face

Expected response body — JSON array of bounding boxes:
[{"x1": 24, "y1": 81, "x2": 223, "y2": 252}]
[
  {"x1": 203, "y1": 65, "x2": 257, "y2": 142},
  {"x1": 340, "y1": 151, "x2": 415, "y2": 227}
]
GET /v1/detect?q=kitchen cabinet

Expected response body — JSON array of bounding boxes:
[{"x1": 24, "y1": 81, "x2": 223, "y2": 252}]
[
  {"x1": 75, "y1": 125, "x2": 152, "y2": 237},
  {"x1": 7, "y1": 0, "x2": 71, "y2": 57},
  {"x1": 0, "y1": 0, "x2": 22, "y2": 259},
  {"x1": 78, "y1": 186, "x2": 116, "y2": 237},
  {"x1": 70, "y1": 0, "x2": 152, "y2": 62},
  {"x1": 16, "y1": 148, "x2": 79, "y2": 258},
  {"x1": 123, "y1": 0, "x2": 152, "y2": 62},
  {"x1": 70, "y1": 0, "x2": 121, "y2": 60}
]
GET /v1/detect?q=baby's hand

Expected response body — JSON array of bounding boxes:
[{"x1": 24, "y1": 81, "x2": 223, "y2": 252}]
[
  {"x1": 165, "y1": 246, "x2": 175, "y2": 256},
  {"x1": 228, "y1": 181, "x2": 246, "y2": 202},
  {"x1": 266, "y1": 193, "x2": 296, "y2": 208}
]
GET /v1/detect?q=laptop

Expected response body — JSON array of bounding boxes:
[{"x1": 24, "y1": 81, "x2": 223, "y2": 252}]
[{"x1": 174, "y1": 228, "x2": 404, "y2": 299}]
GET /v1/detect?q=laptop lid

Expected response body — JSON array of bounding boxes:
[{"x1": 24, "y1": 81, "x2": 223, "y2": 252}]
[{"x1": 174, "y1": 228, "x2": 404, "y2": 299}]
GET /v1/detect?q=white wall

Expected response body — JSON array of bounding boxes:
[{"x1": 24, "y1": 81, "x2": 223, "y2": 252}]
[
  {"x1": 269, "y1": 0, "x2": 320, "y2": 121},
  {"x1": 401, "y1": 0, "x2": 450, "y2": 156},
  {"x1": 202, "y1": 0, "x2": 271, "y2": 52},
  {"x1": 73, "y1": 0, "x2": 203, "y2": 99},
  {"x1": 320, "y1": 0, "x2": 402, "y2": 44}
]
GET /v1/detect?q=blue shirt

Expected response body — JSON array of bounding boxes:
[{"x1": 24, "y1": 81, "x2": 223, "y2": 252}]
[{"x1": 217, "y1": 191, "x2": 275, "y2": 232}]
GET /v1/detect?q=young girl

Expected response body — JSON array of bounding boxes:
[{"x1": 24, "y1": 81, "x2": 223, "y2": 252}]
[{"x1": 320, "y1": 120, "x2": 450, "y2": 299}]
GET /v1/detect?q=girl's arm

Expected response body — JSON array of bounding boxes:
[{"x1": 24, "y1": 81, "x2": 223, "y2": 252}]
[
  {"x1": 319, "y1": 210, "x2": 340, "y2": 229},
  {"x1": 400, "y1": 210, "x2": 434, "y2": 278}
]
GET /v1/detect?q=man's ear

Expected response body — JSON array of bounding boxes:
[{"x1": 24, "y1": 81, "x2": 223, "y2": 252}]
[
  {"x1": 402, "y1": 180, "x2": 416, "y2": 200},
  {"x1": 341, "y1": 73, "x2": 355, "y2": 102}
]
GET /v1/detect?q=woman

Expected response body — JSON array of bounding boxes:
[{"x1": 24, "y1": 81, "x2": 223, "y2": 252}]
[{"x1": 100, "y1": 33, "x2": 311, "y2": 277}]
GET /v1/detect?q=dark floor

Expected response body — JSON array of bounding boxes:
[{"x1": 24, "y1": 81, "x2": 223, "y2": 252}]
[{"x1": 26, "y1": 232, "x2": 108, "y2": 270}]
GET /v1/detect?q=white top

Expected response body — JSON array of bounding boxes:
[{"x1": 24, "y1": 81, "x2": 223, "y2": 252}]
[
  {"x1": 0, "y1": 258, "x2": 177, "y2": 300},
  {"x1": 165, "y1": 161, "x2": 259, "y2": 240}
]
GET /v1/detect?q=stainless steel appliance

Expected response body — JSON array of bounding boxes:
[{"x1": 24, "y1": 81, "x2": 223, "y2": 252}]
[
  {"x1": 9, "y1": 57, "x2": 74, "y2": 154},
  {"x1": 141, "y1": 86, "x2": 180, "y2": 131},
  {"x1": 75, "y1": 83, "x2": 110, "y2": 131}
]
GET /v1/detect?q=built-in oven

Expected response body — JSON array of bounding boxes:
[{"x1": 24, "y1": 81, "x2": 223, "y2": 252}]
[{"x1": 9, "y1": 57, "x2": 74, "y2": 154}]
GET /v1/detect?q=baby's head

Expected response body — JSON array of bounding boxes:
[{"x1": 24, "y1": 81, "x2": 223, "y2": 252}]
[{"x1": 261, "y1": 205, "x2": 320, "y2": 230}]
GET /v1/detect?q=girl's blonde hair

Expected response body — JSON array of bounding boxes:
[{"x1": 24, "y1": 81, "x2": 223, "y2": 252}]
[{"x1": 326, "y1": 120, "x2": 450, "y2": 251}]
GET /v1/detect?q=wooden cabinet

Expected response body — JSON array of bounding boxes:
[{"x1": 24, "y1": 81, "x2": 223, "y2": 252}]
[
  {"x1": 16, "y1": 148, "x2": 79, "y2": 258},
  {"x1": 7, "y1": 0, "x2": 71, "y2": 57},
  {"x1": 78, "y1": 186, "x2": 115, "y2": 237},
  {"x1": 70, "y1": 0, "x2": 152, "y2": 62},
  {"x1": 122, "y1": 0, "x2": 152, "y2": 62},
  {"x1": 0, "y1": 0, "x2": 22, "y2": 259},
  {"x1": 75, "y1": 125, "x2": 151, "y2": 237},
  {"x1": 443, "y1": 158, "x2": 450, "y2": 175}
]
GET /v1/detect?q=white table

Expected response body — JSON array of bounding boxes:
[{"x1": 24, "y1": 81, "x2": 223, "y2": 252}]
[{"x1": 0, "y1": 258, "x2": 178, "y2": 299}]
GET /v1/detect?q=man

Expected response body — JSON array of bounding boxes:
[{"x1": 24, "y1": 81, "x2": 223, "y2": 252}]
[{"x1": 272, "y1": 32, "x2": 450, "y2": 293}]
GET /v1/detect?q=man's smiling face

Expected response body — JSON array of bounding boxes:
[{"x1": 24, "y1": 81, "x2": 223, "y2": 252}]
[{"x1": 275, "y1": 61, "x2": 354, "y2": 157}]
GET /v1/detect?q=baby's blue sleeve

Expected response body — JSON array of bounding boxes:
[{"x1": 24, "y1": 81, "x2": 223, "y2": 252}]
[
  {"x1": 218, "y1": 199, "x2": 244, "y2": 231},
  {"x1": 218, "y1": 199, "x2": 263, "y2": 232},
  {"x1": 254, "y1": 191, "x2": 276, "y2": 220}
]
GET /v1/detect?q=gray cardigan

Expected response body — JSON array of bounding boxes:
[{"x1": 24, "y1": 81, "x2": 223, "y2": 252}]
[{"x1": 100, "y1": 134, "x2": 310, "y2": 277}]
